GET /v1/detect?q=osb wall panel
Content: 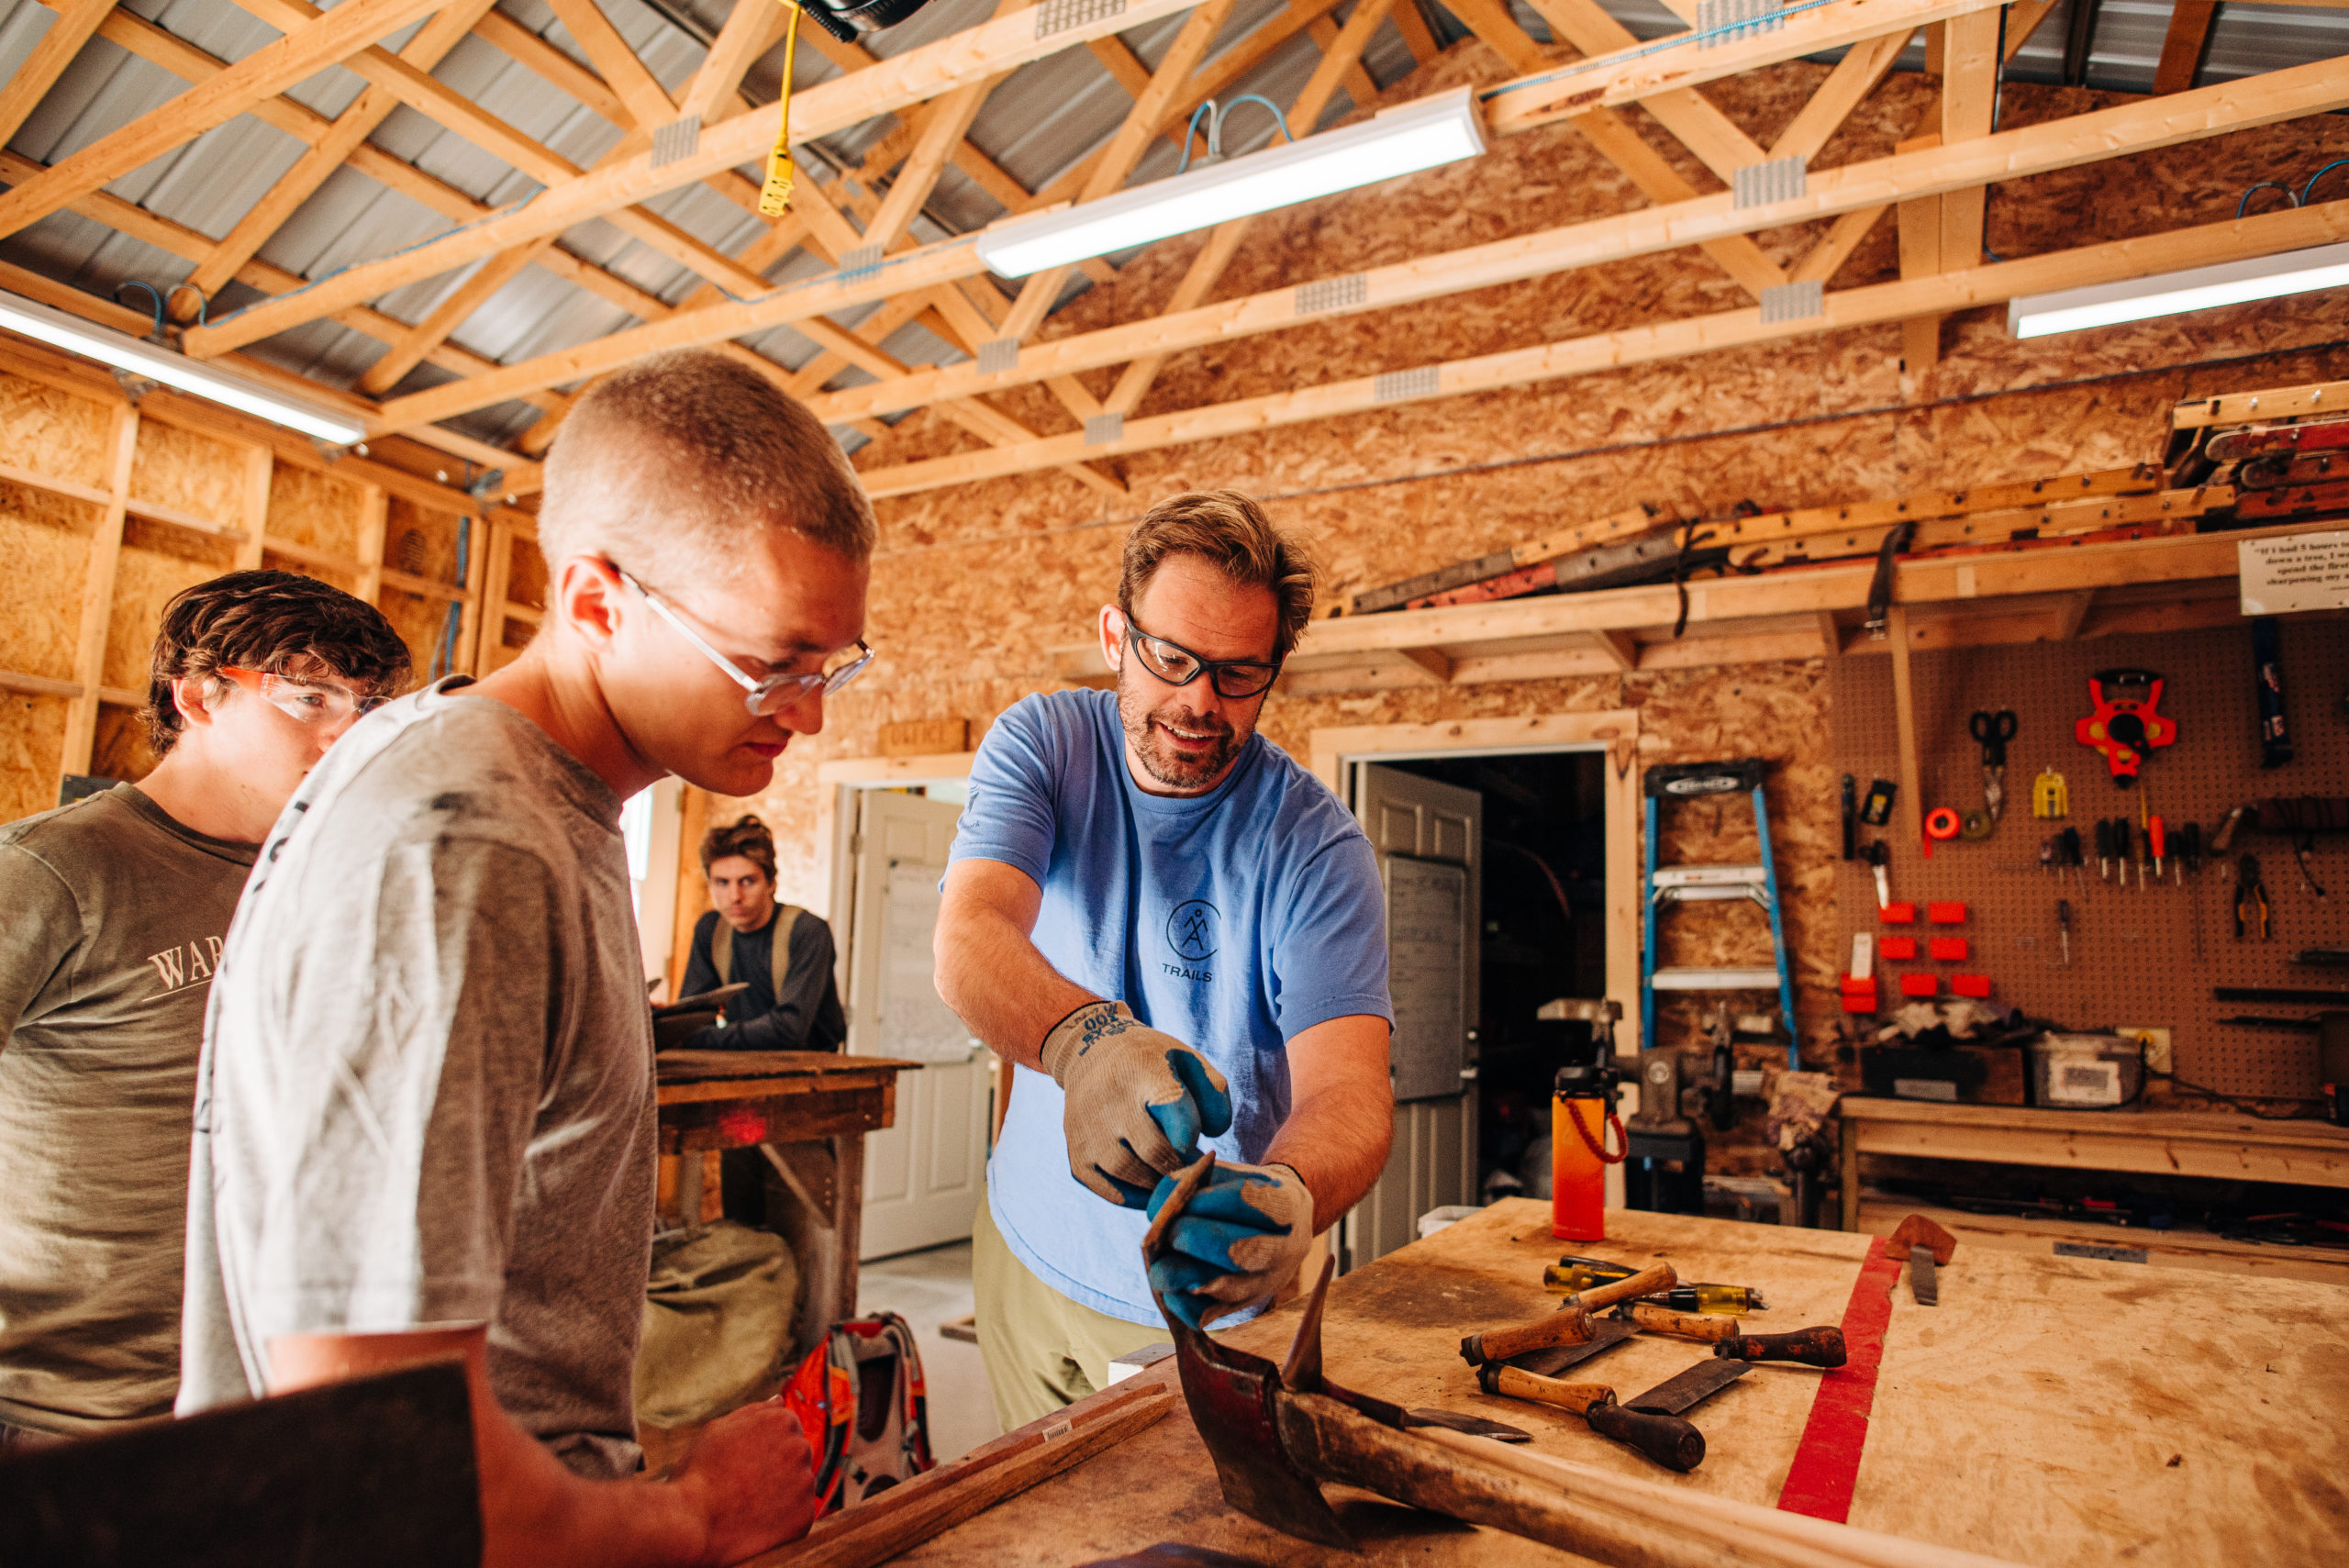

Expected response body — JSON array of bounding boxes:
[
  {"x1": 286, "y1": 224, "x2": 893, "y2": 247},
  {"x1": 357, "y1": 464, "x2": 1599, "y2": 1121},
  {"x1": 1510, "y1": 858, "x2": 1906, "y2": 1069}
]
[
  {"x1": 0, "y1": 694, "x2": 68, "y2": 825},
  {"x1": 91, "y1": 706, "x2": 159, "y2": 785},
  {"x1": 0, "y1": 480, "x2": 93, "y2": 678},
  {"x1": 103, "y1": 522, "x2": 237, "y2": 692},
  {"x1": 0, "y1": 373, "x2": 110, "y2": 487},
  {"x1": 384, "y1": 498, "x2": 469, "y2": 586},
  {"x1": 128, "y1": 419, "x2": 244, "y2": 526},
  {"x1": 264, "y1": 462, "x2": 364, "y2": 556},
  {"x1": 380, "y1": 586, "x2": 457, "y2": 682}
]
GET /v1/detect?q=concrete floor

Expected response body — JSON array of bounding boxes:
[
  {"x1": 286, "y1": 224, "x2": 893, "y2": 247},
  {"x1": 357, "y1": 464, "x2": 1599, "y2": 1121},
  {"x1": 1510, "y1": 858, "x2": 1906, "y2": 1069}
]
[{"x1": 857, "y1": 1240, "x2": 1002, "y2": 1462}]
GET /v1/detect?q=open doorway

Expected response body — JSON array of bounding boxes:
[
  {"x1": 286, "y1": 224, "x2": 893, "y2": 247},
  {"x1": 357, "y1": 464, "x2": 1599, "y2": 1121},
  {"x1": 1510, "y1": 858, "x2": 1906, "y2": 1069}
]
[
  {"x1": 1380, "y1": 751, "x2": 1609, "y2": 1214},
  {"x1": 1310, "y1": 712, "x2": 1642, "y2": 1271}
]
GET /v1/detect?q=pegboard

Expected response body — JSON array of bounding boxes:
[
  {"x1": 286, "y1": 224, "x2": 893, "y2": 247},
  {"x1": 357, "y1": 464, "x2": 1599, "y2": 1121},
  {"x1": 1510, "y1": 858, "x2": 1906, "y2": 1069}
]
[{"x1": 1831, "y1": 620, "x2": 2348, "y2": 1103}]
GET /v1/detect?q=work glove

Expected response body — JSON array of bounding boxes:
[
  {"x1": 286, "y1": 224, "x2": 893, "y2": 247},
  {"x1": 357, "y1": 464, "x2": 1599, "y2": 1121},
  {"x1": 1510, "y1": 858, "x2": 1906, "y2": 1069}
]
[
  {"x1": 1144, "y1": 1160, "x2": 1315, "y2": 1329},
  {"x1": 1040, "y1": 1001, "x2": 1233, "y2": 1209}
]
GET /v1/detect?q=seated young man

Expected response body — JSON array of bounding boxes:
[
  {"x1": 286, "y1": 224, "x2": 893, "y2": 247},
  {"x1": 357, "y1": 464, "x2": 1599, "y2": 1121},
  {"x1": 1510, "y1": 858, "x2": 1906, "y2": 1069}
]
[
  {"x1": 0, "y1": 571, "x2": 408, "y2": 1449},
  {"x1": 676, "y1": 814, "x2": 845, "y2": 1053},
  {"x1": 180, "y1": 350, "x2": 878, "y2": 1568}
]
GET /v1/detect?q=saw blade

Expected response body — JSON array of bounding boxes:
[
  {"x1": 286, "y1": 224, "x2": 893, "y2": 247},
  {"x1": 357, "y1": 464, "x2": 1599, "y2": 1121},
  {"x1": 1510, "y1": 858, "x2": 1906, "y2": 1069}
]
[
  {"x1": 1909, "y1": 1244, "x2": 1940, "y2": 1306},
  {"x1": 1507, "y1": 1315, "x2": 1638, "y2": 1378},
  {"x1": 1623, "y1": 1357, "x2": 1751, "y2": 1416}
]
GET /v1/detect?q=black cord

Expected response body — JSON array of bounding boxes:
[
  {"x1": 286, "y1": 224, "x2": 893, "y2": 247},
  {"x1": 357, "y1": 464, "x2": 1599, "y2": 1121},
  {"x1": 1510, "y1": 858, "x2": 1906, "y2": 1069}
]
[{"x1": 2149, "y1": 1069, "x2": 2314, "y2": 1121}]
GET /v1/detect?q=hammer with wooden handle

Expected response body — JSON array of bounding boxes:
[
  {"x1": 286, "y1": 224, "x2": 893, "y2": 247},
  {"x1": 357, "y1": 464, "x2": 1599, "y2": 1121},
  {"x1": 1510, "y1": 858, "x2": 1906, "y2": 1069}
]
[
  {"x1": 1475, "y1": 1364, "x2": 1707, "y2": 1473},
  {"x1": 1459, "y1": 1262, "x2": 1677, "y2": 1365}
]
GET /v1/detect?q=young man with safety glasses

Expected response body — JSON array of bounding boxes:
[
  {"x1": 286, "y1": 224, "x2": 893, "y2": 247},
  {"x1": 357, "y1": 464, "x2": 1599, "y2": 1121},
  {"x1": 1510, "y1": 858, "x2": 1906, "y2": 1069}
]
[
  {"x1": 179, "y1": 351, "x2": 874, "y2": 1568},
  {"x1": 934, "y1": 490, "x2": 1395, "y2": 1432},
  {"x1": 0, "y1": 570, "x2": 409, "y2": 1450}
]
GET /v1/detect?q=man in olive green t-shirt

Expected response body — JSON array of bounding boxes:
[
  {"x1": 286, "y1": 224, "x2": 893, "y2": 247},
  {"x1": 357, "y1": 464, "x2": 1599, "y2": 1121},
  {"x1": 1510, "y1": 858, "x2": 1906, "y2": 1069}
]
[{"x1": 0, "y1": 571, "x2": 406, "y2": 1445}]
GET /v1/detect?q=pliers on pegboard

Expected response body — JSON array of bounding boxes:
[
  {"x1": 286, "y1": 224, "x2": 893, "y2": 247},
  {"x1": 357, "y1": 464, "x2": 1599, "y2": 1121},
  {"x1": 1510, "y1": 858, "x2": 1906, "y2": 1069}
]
[{"x1": 2234, "y1": 854, "x2": 2272, "y2": 940}]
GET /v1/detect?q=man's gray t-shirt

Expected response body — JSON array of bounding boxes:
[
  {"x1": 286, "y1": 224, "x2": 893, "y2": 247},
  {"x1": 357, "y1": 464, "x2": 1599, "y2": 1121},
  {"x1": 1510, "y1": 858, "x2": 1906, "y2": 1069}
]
[
  {"x1": 179, "y1": 682, "x2": 657, "y2": 1479},
  {"x1": 0, "y1": 785, "x2": 255, "y2": 1434}
]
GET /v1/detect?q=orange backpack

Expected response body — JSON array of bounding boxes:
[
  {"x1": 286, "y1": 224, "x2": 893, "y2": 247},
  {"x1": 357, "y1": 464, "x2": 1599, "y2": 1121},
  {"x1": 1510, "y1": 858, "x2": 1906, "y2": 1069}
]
[{"x1": 778, "y1": 1312, "x2": 936, "y2": 1516}]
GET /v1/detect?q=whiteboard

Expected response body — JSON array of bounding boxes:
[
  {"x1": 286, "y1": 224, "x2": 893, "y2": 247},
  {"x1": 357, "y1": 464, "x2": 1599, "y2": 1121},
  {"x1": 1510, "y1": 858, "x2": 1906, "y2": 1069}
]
[
  {"x1": 1386, "y1": 856, "x2": 1466, "y2": 1101},
  {"x1": 879, "y1": 861, "x2": 976, "y2": 1062}
]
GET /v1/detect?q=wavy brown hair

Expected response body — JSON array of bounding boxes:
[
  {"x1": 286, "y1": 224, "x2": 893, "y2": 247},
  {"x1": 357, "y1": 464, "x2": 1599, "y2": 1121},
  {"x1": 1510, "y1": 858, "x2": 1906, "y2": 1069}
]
[
  {"x1": 699, "y1": 813, "x2": 777, "y2": 881},
  {"x1": 1118, "y1": 490, "x2": 1319, "y2": 662},
  {"x1": 144, "y1": 570, "x2": 411, "y2": 756}
]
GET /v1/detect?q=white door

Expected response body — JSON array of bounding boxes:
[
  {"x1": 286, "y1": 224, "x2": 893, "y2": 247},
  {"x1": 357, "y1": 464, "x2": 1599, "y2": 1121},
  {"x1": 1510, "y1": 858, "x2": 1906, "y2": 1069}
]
[
  {"x1": 846, "y1": 790, "x2": 990, "y2": 1261},
  {"x1": 1346, "y1": 764, "x2": 1482, "y2": 1268}
]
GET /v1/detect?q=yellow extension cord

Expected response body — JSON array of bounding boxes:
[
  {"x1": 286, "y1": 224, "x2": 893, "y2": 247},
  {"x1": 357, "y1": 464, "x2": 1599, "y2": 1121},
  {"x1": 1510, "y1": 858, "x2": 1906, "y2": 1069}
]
[{"x1": 758, "y1": 2, "x2": 804, "y2": 217}]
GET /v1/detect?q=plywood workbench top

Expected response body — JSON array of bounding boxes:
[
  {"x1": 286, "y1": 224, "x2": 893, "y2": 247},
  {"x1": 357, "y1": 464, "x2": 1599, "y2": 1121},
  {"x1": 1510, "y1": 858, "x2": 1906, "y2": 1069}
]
[{"x1": 893, "y1": 1201, "x2": 2347, "y2": 1567}]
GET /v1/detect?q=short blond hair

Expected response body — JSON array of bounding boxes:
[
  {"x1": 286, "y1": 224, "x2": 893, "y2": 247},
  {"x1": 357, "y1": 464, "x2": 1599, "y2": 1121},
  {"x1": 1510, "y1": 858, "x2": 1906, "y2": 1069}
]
[
  {"x1": 539, "y1": 350, "x2": 875, "y2": 582},
  {"x1": 1119, "y1": 490, "x2": 1319, "y2": 662}
]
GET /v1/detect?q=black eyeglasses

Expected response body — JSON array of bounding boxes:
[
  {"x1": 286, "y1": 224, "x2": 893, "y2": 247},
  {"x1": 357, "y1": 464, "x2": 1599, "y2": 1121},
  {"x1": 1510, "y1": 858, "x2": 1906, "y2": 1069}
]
[{"x1": 1122, "y1": 617, "x2": 1280, "y2": 699}]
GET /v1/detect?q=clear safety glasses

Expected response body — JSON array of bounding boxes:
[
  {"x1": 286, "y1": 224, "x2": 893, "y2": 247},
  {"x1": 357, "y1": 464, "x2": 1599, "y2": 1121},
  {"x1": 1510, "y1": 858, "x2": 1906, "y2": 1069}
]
[
  {"x1": 1123, "y1": 618, "x2": 1280, "y2": 700},
  {"x1": 617, "y1": 567, "x2": 874, "y2": 718},
  {"x1": 219, "y1": 667, "x2": 388, "y2": 727}
]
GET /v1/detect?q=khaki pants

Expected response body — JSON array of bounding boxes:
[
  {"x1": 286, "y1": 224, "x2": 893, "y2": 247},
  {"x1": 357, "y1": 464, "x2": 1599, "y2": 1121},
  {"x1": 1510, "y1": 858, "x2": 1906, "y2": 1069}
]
[{"x1": 973, "y1": 1198, "x2": 1165, "y2": 1433}]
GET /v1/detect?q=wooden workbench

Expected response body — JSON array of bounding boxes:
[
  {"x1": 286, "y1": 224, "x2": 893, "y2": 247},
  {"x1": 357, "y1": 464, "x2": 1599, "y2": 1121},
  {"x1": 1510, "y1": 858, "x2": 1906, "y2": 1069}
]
[
  {"x1": 1838, "y1": 1096, "x2": 2349, "y2": 1284},
  {"x1": 884, "y1": 1201, "x2": 2346, "y2": 1567},
  {"x1": 654, "y1": 1051, "x2": 918, "y2": 1357}
]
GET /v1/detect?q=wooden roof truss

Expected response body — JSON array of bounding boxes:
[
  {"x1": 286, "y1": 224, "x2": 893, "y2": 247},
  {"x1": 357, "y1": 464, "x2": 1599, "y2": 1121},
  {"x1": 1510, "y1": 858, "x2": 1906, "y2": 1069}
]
[{"x1": 0, "y1": 0, "x2": 2343, "y2": 502}]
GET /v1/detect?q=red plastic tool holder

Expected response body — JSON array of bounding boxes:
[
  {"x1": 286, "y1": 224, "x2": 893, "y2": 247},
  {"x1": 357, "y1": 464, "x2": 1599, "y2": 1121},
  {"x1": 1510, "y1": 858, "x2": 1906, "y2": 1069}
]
[
  {"x1": 1927, "y1": 902, "x2": 1968, "y2": 925},
  {"x1": 1899, "y1": 973, "x2": 1941, "y2": 997},
  {"x1": 1880, "y1": 901, "x2": 1918, "y2": 925},
  {"x1": 1930, "y1": 937, "x2": 1969, "y2": 962},
  {"x1": 1840, "y1": 974, "x2": 1878, "y2": 1013},
  {"x1": 1879, "y1": 936, "x2": 1919, "y2": 961},
  {"x1": 1951, "y1": 974, "x2": 1993, "y2": 998}
]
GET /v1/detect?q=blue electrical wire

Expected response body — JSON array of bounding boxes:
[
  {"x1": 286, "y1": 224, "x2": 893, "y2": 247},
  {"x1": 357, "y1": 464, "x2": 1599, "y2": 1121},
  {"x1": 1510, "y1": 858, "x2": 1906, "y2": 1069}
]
[
  {"x1": 1175, "y1": 95, "x2": 1297, "y2": 176},
  {"x1": 2302, "y1": 159, "x2": 2349, "y2": 206},
  {"x1": 113, "y1": 281, "x2": 164, "y2": 338},
  {"x1": 2237, "y1": 181, "x2": 2297, "y2": 218}
]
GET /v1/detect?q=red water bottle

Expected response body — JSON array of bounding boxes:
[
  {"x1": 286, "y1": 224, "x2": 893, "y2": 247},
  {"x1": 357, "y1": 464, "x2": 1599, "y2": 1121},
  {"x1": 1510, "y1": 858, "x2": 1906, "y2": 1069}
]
[{"x1": 1551, "y1": 1063, "x2": 1625, "y2": 1240}]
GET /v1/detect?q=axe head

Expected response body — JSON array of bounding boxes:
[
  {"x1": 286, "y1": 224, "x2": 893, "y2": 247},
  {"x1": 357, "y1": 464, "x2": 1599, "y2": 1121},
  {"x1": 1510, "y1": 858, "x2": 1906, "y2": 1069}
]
[{"x1": 1148, "y1": 1155, "x2": 1353, "y2": 1549}]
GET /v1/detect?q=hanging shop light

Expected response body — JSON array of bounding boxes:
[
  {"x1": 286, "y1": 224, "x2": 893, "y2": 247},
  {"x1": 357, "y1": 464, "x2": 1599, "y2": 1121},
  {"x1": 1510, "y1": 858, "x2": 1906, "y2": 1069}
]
[
  {"x1": 974, "y1": 88, "x2": 1487, "y2": 279},
  {"x1": 2007, "y1": 241, "x2": 2349, "y2": 339},
  {"x1": 0, "y1": 288, "x2": 369, "y2": 445}
]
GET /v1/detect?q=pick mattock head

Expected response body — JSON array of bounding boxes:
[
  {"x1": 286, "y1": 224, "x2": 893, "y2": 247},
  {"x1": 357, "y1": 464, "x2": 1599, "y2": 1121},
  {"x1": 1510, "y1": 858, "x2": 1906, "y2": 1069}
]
[{"x1": 1146, "y1": 1153, "x2": 1353, "y2": 1549}]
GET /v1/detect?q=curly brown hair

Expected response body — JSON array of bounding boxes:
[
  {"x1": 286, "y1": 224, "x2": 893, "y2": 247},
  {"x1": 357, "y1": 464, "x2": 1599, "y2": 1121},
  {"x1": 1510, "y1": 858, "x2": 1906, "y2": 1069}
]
[
  {"x1": 699, "y1": 813, "x2": 777, "y2": 881},
  {"x1": 144, "y1": 570, "x2": 412, "y2": 756}
]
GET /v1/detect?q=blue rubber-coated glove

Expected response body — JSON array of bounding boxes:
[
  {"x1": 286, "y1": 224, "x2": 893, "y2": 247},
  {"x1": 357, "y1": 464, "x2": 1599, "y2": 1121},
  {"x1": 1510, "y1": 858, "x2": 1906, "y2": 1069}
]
[
  {"x1": 1040, "y1": 1001, "x2": 1233, "y2": 1209},
  {"x1": 1145, "y1": 1160, "x2": 1314, "y2": 1329}
]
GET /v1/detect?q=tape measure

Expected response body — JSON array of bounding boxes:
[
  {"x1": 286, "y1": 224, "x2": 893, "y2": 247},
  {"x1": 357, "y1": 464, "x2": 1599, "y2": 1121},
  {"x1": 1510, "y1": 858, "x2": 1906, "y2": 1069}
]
[
  {"x1": 1923, "y1": 805, "x2": 1962, "y2": 859},
  {"x1": 2032, "y1": 767, "x2": 2069, "y2": 819}
]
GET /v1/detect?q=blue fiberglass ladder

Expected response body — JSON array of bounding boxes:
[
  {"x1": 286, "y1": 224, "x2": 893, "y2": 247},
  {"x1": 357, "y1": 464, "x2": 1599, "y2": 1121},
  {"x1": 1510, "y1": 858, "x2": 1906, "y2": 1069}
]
[{"x1": 1640, "y1": 761, "x2": 1798, "y2": 1068}]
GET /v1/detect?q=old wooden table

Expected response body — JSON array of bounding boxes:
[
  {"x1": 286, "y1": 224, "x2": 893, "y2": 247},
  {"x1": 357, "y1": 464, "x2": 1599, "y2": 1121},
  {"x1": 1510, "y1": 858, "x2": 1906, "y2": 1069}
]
[
  {"x1": 891, "y1": 1200, "x2": 2347, "y2": 1567},
  {"x1": 654, "y1": 1051, "x2": 918, "y2": 1357}
]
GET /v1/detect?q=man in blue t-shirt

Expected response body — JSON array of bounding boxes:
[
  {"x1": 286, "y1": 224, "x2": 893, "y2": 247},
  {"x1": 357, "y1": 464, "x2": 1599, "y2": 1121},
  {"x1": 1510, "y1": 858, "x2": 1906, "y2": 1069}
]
[{"x1": 936, "y1": 490, "x2": 1394, "y2": 1431}]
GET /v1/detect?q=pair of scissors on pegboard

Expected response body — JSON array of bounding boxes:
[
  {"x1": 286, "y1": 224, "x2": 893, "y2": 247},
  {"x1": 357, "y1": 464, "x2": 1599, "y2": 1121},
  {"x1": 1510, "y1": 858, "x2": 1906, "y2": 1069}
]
[{"x1": 1969, "y1": 709, "x2": 2018, "y2": 823}]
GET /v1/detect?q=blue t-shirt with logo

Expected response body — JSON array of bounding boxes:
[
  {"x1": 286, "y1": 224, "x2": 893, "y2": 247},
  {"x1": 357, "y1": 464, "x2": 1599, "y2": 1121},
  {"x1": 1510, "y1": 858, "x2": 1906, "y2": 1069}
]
[{"x1": 951, "y1": 688, "x2": 1392, "y2": 1325}]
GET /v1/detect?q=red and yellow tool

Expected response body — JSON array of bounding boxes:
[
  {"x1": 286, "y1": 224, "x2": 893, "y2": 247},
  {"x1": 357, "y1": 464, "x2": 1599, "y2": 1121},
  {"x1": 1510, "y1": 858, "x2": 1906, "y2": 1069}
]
[{"x1": 2076, "y1": 669, "x2": 2176, "y2": 787}]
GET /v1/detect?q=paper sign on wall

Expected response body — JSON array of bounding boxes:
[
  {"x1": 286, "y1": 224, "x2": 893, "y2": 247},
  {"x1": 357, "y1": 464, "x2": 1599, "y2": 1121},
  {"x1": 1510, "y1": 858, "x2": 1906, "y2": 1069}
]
[{"x1": 2239, "y1": 530, "x2": 2349, "y2": 614}]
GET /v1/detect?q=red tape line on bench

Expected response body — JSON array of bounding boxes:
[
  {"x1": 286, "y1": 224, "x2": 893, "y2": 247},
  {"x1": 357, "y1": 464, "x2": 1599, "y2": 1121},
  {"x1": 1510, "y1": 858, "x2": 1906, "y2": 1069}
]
[{"x1": 1776, "y1": 1234, "x2": 1901, "y2": 1522}]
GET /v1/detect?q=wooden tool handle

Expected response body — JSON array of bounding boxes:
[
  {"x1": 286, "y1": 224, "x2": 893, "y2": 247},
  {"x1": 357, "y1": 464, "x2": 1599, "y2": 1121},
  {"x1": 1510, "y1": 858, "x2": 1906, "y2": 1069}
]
[
  {"x1": 1569, "y1": 1261, "x2": 1677, "y2": 1312},
  {"x1": 1476, "y1": 1363, "x2": 1611, "y2": 1415},
  {"x1": 1618, "y1": 1301, "x2": 1737, "y2": 1341},
  {"x1": 1460, "y1": 1304, "x2": 1592, "y2": 1365},
  {"x1": 1717, "y1": 1327, "x2": 1848, "y2": 1369},
  {"x1": 1585, "y1": 1399, "x2": 1708, "y2": 1473}
]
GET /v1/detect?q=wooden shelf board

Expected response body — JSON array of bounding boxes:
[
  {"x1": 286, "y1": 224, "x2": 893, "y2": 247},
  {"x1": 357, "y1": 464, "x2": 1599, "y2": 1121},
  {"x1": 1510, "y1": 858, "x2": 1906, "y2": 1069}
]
[
  {"x1": 1856, "y1": 1196, "x2": 2349, "y2": 1286},
  {"x1": 1842, "y1": 1095, "x2": 2349, "y2": 1189}
]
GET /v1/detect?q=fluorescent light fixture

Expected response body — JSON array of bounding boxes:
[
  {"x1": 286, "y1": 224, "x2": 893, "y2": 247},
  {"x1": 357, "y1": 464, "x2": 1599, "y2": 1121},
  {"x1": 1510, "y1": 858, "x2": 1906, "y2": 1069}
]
[
  {"x1": 974, "y1": 88, "x2": 1486, "y2": 278},
  {"x1": 2008, "y1": 241, "x2": 2349, "y2": 339},
  {"x1": 0, "y1": 288, "x2": 369, "y2": 445}
]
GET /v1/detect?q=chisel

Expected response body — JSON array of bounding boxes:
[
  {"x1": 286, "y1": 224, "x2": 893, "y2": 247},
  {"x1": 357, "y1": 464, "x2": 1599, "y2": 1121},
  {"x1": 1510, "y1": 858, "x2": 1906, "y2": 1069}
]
[
  {"x1": 1474, "y1": 1366, "x2": 1708, "y2": 1471},
  {"x1": 1607, "y1": 1304, "x2": 1849, "y2": 1367},
  {"x1": 1459, "y1": 1263, "x2": 1676, "y2": 1365}
]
